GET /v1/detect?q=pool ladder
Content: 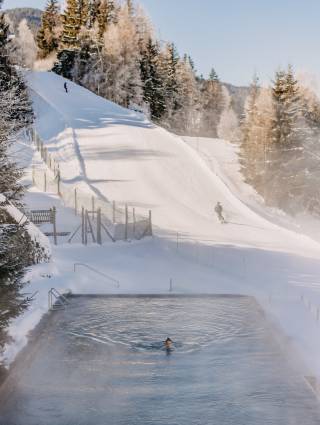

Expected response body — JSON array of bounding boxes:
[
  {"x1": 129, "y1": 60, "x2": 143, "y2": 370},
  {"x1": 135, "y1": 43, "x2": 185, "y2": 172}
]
[{"x1": 48, "y1": 288, "x2": 69, "y2": 311}]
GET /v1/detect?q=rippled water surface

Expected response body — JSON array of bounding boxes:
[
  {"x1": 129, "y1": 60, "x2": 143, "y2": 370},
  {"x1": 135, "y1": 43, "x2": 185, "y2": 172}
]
[{"x1": 1, "y1": 295, "x2": 320, "y2": 425}]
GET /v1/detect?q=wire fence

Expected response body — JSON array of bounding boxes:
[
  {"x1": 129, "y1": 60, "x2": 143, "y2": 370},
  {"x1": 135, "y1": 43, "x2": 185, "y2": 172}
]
[
  {"x1": 30, "y1": 128, "x2": 152, "y2": 242},
  {"x1": 157, "y1": 231, "x2": 247, "y2": 280}
]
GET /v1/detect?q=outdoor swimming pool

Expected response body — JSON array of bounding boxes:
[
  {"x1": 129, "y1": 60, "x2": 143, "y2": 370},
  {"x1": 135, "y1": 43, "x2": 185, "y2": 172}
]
[{"x1": 1, "y1": 295, "x2": 320, "y2": 425}]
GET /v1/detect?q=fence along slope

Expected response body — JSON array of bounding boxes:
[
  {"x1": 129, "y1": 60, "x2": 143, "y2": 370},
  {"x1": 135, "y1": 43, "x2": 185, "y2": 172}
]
[{"x1": 31, "y1": 128, "x2": 152, "y2": 242}]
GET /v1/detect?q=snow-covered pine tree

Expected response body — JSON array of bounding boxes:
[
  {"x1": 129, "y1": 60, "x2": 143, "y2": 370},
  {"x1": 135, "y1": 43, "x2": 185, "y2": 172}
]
[
  {"x1": 0, "y1": 2, "x2": 33, "y2": 203},
  {"x1": 95, "y1": 0, "x2": 115, "y2": 38},
  {"x1": 140, "y1": 37, "x2": 165, "y2": 120},
  {"x1": 199, "y1": 67, "x2": 224, "y2": 137},
  {"x1": 158, "y1": 42, "x2": 180, "y2": 127},
  {"x1": 96, "y1": 2, "x2": 142, "y2": 107},
  {"x1": 240, "y1": 74, "x2": 261, "y2": 185},
  {"x1": 36, "y1": 0, "x2": 61, "y2": 59},
  {"x1": 217, "y1": 87, "x2": 240, "y2": 142},
  {"x1": 170, "y1": 54, "x2": 200, "y2": 134},
  {"x1": 267, "y1": 66, "x2": 304, "y2": 208},
  {"x1": 0, "y1": 1, "x2": 41, "y2": 363},
  {"x1": 53, "y1": 0, "x2": 88, "y2": 78},
  {"x1": 126, "y1": 0, "x2": 134, "y2": 17},
  {"x1": 10, "y1": 19, "x2": 37, "y2": 69}
]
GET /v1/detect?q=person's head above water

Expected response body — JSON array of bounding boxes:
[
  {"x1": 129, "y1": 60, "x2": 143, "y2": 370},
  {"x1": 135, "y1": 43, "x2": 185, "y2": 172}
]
[{"x1": 165, "y1": 337, "x2": 173, "y2": 345}]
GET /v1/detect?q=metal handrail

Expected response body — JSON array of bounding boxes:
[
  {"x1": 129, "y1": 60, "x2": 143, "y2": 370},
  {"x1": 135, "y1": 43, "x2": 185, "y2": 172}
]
[
  {"x1": 48, "y1": 288, "x2": 69, "y2": 310},
  {"x1": 73, "y1": 262, "x2": 120, "y2": 288}
]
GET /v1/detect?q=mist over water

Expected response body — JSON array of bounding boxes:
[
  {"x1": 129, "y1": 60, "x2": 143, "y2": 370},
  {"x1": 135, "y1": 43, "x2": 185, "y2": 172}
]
[{"x1": 1, "y1": 296, "x2": 320, "y2": 425}]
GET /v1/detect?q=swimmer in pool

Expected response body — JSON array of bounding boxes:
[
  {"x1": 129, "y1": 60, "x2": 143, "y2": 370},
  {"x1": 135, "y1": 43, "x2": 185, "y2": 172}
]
[{"x1": 164, "y1": 337, "x2": 173, "y2": 349}]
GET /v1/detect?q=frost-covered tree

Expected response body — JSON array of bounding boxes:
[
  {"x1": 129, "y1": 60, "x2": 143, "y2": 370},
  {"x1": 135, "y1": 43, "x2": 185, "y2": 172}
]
[
  {"x1": 37, "y1": 0, "x2": 61, "y2": 59},
  {"x1": 0, "y1": 4, "x2": 33, "y2": 203},
  {"x1": 267, "y1": 66, "x2": 304, "y2": 207},
  {"x1": 0, "y1": 202, "x2": 50, "y2": 364},
  {"x1": 0, "y1": 1, "x2": 41, "y2": 366},
  {"x1": 199, "y1": 67, "x2": 224, "y2": 137},
  {"x1": 97, "y1": 3, "x2": 142, "y2": 107},
  {"x1": 240, "y1": 74, "x2": 261, "y2": 185},
  {"x1": 10, "y1": 19, "x2": 37, "y2": 69},
  {"x1": 217, "y1": 87, "x2": 240, "y2": 142},
  {"x1": 170, "y1": 55, "x2": 200, "y2": 134}
]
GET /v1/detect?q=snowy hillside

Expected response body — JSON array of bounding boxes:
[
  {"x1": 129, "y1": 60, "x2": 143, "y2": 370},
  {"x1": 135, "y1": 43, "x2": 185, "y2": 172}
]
[
  {"x1": 27, "y1": 70, "x2": 320, "y2": 256},
  {"x1": 4, "y1": 70, "x2": 320, "y2": 379}
]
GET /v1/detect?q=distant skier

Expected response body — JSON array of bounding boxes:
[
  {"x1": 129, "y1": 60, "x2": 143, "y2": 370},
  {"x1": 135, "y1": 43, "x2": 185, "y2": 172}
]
[
  {"x1": 64, "y1": 82, "x2": 68, "y2": 93},
  {"x1": 215, "y1": 202, "x2": 225, "y2": 223}
]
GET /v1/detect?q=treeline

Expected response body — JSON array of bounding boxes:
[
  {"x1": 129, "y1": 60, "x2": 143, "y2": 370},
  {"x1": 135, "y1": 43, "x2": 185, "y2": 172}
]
[
  {"x1": 240, "y1": 67, "x2": 320, "y2": 215},
  {"x1": 33, "y1": 0, "x2": 232, "y2": 137}
]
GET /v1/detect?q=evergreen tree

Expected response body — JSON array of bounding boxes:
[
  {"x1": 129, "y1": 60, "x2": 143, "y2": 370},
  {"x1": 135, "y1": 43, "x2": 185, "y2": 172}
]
[
  {"x1": 240, "y1": 74, "x2": 261, "y2": 185},
  {"x1": 171, "y1": 55, "x2": 200, "y2": 134},
  {"x1": 36, "y1": 0, "x2": 61, "y2": 59},
  {"x1": 209, "y1": 67, "x2": 219, "y2": 82},
  {"x1": 126, "y1": 0, "x2": 134, "y2": 16},
  {"x1": 0, "y1": 2, "x2": 33, "y2": 203},
  {"x1": 0, "y1": 1, "x2": 41, "y2": 365},
  {"x1": 159, "y1": 43, "x2": 180, "y2": 126},
  {"x1": 96, "y1": 0, "x2": 115, "y2": 38},
  {"x1": 61, "y1": 0, "x2": 83, "y2": 48},
  {"x1": 216, "y1": 86, "x2": 240, "y2": 142},
  {"x1": 267, "y1": 66, "x2": 303, "y2": 207},
  {"x1": 11, "y1": 19, "x2": 37, "y2": 69},
  {"x1": 0, "y1": 204, "x2": 50, "y2": 364},
  {"x1": 53, "y1": 0, "x2": 89, "y2": 78},
  {"x1": 199, "y1": 68, "x2": 224, "y2": 137},
  {"x1": 140, "y1": 38, "x2": 165, "y2": 120}
]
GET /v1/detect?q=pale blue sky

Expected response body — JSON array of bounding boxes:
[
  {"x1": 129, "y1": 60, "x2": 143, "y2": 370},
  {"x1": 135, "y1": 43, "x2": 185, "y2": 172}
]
[{"x1": 4, "y1": 0, "x2": 320, "y2": 86}]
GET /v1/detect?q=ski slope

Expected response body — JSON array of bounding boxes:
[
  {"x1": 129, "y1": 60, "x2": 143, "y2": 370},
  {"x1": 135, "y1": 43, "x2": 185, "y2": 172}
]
[
  {"x1": 4, "y1": 71, "x2": 320, "y2": 378},
  {"x1": 26, "y1": 70, "x2": 320, "y2": 257}
]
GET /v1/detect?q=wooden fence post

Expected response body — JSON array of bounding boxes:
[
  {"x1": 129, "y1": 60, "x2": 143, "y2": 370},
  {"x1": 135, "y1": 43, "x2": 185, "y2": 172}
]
[
  {"x1": 125, "y1": 204, "x2": 128, "y2": 241},
  {"x1": 57, "y1": 169, "x2": 61, "y2": 196},
  {"x1": 97, "y1": 208, "x2": 102, "y2": 245},
  {"x1": 92, "y1": 196, "x2": 95, "y2": 219},
  {"x1": 113, "y1": 200, "x2": 116, "y2": 223},
  {"x1": 81, "y1": 207, "x2": 85, "y2": 245},
  {"x1": 86, "y1": 210, "x2": 96, "y2": 243},
  {"x1": 84, "y1": 209, "x2": 88, "y2": 245},
  {"x1": 148, "y1": 210, "x2": 152, "y2": 236},
  {"x1": 133, "y1": 207, "x2": 136, "y2": 236},
  {"x1": 52, "y1": 207, "x2": 57, "y2": 245},
  {"x1": 74, "y1": 188, "x2": 77, "y2": 215}
]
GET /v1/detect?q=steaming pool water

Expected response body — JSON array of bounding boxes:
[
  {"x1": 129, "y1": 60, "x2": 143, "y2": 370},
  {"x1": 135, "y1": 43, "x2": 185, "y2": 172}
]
[{"x1": 1, "y1": 295, "x2": 320, "y2": 425}]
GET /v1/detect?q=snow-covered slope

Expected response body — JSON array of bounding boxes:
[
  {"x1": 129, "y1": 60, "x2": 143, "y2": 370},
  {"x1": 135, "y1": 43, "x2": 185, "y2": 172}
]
[
  {"x1": 184, "y1": 136, "x2": 320, "y2": 244},
  {"x1": 27, "y1": 70, "x2": 320, "y2": 257},
  {"x1": 4, "y1": 71, "x2": 320, "y2": 377}
]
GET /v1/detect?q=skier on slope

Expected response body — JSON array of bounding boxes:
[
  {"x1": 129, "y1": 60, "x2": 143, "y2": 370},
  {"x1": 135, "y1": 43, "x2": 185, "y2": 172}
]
[
  {"x1": 64, "y1": 82, "x2": 68, "y2": 93},
  {"x1": 215, "y1": 202, "x2": 225, "y2": 223}
]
